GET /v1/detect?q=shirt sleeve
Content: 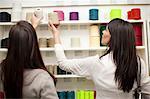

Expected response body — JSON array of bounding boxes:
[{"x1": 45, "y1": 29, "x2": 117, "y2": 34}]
[
  {"x1": 40, "y1": 73, "x2": 59, "y2": 99},
  {"x1": 54, "y1": 44, "x2": 99, "y2": 78},
  {"x1": 140, "y1": 58, "x2": 150, "y2": 95}
]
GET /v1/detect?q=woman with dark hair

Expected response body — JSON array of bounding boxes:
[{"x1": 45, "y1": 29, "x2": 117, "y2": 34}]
[
  {"x1": 48, "y1": 18, "x2": 150, "y2": 99},
  {"x1": 0, "y1": 15, "x2": 58, "y2": 98}
]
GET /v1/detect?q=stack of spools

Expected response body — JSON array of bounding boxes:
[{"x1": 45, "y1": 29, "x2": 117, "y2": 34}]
[
  {"x1": 89, "y1": 25, "x2": 100, "y2": 47},
  {"x1": 133, "y1": 24, "x2": 142, "y2": 46}
]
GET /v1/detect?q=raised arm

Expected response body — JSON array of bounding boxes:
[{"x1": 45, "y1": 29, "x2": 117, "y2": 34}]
[{"x1": 31, "y1": 14, "x2": 42, "y2": 29}]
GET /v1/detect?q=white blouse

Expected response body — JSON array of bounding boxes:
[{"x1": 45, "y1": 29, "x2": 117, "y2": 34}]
[{"x1": 54, "y1": 44, "x2": 150, "y2": 99}]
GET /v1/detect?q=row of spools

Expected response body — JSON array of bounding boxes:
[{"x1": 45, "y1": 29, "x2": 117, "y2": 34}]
[
  {"x1": 0, "y1": 23, "x2": 142, "y2": 48},
  {"x1": 0, "y1": 6, "x2": 141, "y2": 23},
  {"x1": 57, "y1": 90, "x2": 95, "y2": 99},
  {"x1": 38, "y1": 25, "x2": 106, "y2": 48}
]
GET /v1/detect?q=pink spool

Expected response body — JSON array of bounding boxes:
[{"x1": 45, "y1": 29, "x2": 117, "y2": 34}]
[
  {"x1": 133, "y1": 24, "x2": 142, "y2": 46},
  {"x1": 53, "y1": 10, "x2": 64, "y2": 21}
]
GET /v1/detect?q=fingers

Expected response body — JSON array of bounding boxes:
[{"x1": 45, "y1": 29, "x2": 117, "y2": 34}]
[{"x1": 48, "y1": 20, "x2": 56, "y2": 29}]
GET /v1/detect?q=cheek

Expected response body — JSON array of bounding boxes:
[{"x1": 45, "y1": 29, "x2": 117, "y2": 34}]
[{"x1": 101, "y1": 33, "x2": 111, "y2": 45}]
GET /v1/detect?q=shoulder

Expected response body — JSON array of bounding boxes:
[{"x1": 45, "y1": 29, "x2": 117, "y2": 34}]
[{"x1": 24, "y1": 69, "x2": 54, "y2": 86}]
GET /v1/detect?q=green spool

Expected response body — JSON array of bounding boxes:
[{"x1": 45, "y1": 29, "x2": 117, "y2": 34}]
[
  {"x1": 99, "y1": 25, "x2": 106, "y2": 46},
  {"x1": 76, "y1": 90, "x2": 80, "y2": 99},
  {"x1": 84, "y1": 91, "x2": 90, "y2": 99},
  {"x1": 89, "y1": 91, "x2": 94, "y2": 99},
  {"x1": 110, "y1": 9, "x2": 122, "y2": 20},
  {"x1": 80, "y1": 90, "x2": 85, "y2": 99}
]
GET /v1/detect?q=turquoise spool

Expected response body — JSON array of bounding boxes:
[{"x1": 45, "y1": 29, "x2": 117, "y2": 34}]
[
  {"x1": 67, "y1": 91, "x2": 75, "y2": 99},
  {"x1": 89, "y1": 9, "x2": 99, "y2": 20}
]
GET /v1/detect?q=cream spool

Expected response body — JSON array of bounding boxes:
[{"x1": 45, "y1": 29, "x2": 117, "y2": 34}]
[
  {"x1": 89, "y1": 37, "x2": 100, "y2": 47},
  {"x1": 26, "y1": 12, "x2": 33, "y2": 22},
  {"x1": 89, "y1": 25, "x2": 99, "y2": 36},
  {"x1": 48, "y1": 12, "x2": 59, "y2": 25},
  {"x1": 71, "y1": 37, "x2": 80, "y2": 47},
  {"x1": 34, "y1": 8, "x2": 43, "y2": 18},
  {"x1": 39, "y1": 38, "x2": 47, "y2": 47},
  {"x1": 47, "y1": 38, "x2": 55, "y2": 47}
]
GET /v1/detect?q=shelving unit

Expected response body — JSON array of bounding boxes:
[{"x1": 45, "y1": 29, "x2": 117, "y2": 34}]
[
  {"x1": 147, "y1": 20, "x2": 150, "y2": 68},
  {"x1": 0, "y1": 3, "x2": 149, "y2": 93}
]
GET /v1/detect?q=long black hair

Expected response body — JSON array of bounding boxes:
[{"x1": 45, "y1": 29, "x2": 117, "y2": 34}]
[
  {"x1": 101, "y1": 18, "x2": 138, "y2": 92},
  {"x1": 0, "y1": 21, "x2": 56, "y2": 98}
]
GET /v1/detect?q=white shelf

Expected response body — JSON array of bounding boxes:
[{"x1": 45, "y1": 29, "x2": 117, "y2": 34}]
[
  {"x1": 0, "y1": 2, "x2": 149, "y2": 8},
  {"x1": 0, "y1": 20, "x2": 144, "y2": 26},
  {"x1": 55, "y1": 75, "x2": 83, "y2": 78},
  {"x1": 0, "y1": 22, "x2": 16, "y2": 26},
  {"x1": 0, "y1": 46, "x2": 145, "y2": 52}
]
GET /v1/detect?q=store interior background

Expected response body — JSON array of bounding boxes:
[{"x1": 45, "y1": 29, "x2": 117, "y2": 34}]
[{"x1": 0, "y1": 0, "x2": 150, "y2": 99}]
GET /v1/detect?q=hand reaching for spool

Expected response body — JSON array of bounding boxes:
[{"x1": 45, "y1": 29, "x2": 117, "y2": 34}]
[{"x1": 48, "y1": 20, "x2": 61, "y2": 44}]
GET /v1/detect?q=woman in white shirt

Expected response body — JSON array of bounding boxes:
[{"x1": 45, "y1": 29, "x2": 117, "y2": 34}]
[{"x1": 48, "y1": 18, "x2": 150, "y2": 99}]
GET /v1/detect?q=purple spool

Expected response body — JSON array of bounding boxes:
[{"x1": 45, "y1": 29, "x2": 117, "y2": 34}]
[{"x1": 69, "y1": 12, "x2": 79, "y2": 20}]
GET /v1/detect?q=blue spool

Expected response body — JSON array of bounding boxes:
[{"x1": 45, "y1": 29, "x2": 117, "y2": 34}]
[
  {"x1": 89, "y1": 9, "x2": 99, "y2": 20},
  {"x1": 67, "y1": 91, "x2": 75, "y2": 99},
  {"x1": 58, "y1": 91, "x2": 66, "y2": 99}
]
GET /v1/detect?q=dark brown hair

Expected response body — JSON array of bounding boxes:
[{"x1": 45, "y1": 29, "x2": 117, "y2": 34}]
[{"x1": 1, "y1": 21, "x2": 56, "y2": 98}]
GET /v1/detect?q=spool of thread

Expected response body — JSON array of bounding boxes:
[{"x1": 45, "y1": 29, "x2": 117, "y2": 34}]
[
  {"x1": 80, "y1": 90, "x2": 85, "y2": 99},
  {"x1": 47, "y1": 38, "x2": 55, "y2": 47},
  {"x1": 90, "y1": 25, "x2": 99, "y2": 36},
  {"x1": 67, "y1": 91, "x2": 75, "y2": 99},
  {"x1": 71, "y1": 37, "x2": 80, "y2": 47},
  {"x1": 84, "y1": 91, "x2": 90, "y2": 99},
  {"x1": 58, "y1": 91, "x2": 66, "y2": 99},
  {"x1": 0, "y1": 12, "x2": 11, "y2": 22},
  {"x1": 26, "y1": 12, "x2": 33, "y2": 22},
  {"x1": 39, "y1": 38, "x2": 47, "y2": 47},
  {"x1": 34, "y1": 8, "x2": 43, "y2": 18},
  {"x1": 89, "y1": 9, "x2": 99, "y2": 20},
  {"x1": 76, "y1": 90, "x2": 80, "y2": 99},
  {"x1": 89, "y1": 37, "x2": 100, "y2": 47},
  {"x1": 1, "y1": 38, "x2": 9, "y2": 48},
  {"x1": 89, "y1": 91, "x2": 94, "y2": 99},
  {"x1": 54, "y1": 10, "x2": 64, "y2": 21},
  {"x1": 127, "y1": 11, "x2": 132, "y2": 20},
  {"x1": 131, "y1": 8, "x2": 141, "y2": 20},
  {"x1": 69, "y1": 12, "x2": 79, "y2": 20},
  {"x1": 110, "y1": 9, "x2": 122, "y2": 20},
  {"x1": 11, "y1": 2, "x2": 22, "y2": 22},
  {"x1": 48, "y1": 12, "x2": 59, "y2": 26},
  {"x1": 99, "y1": 25, "x2": 106, "y2": 46},
  {"x1": 133, "y1": 24, "x2": 142, "y2": 46}
]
